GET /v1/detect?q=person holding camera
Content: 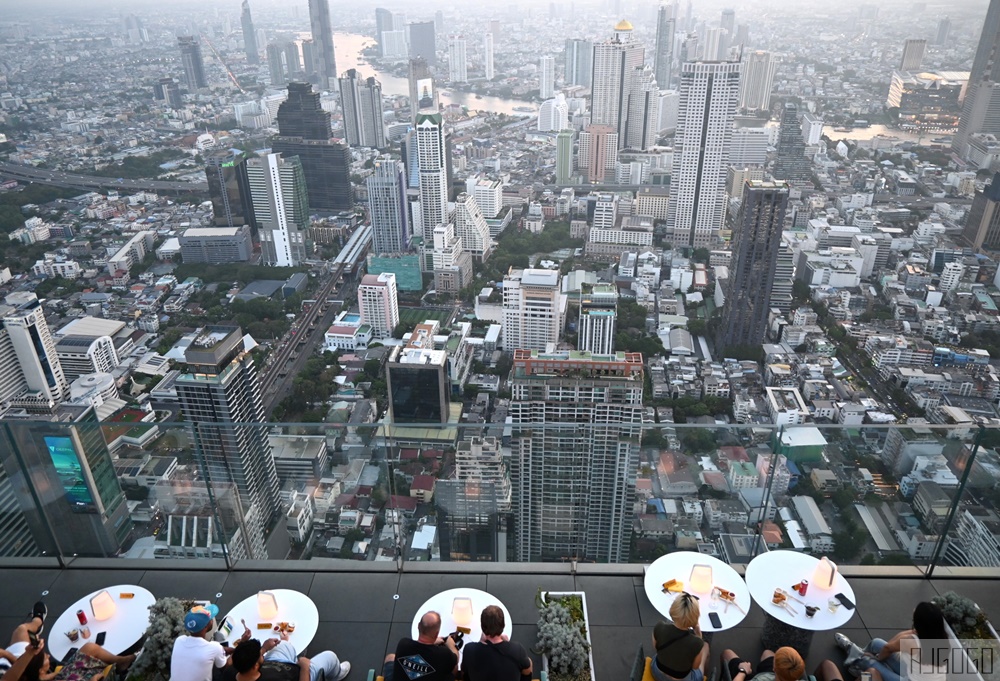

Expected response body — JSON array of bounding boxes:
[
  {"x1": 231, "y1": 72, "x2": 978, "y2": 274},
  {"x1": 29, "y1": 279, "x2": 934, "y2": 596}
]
[
  {"x1": 381, "y1": 612, "x2": 458, "y2": 681},
  {"x1": 461, "y1": 605, "x2": 531, "y2": 681}
]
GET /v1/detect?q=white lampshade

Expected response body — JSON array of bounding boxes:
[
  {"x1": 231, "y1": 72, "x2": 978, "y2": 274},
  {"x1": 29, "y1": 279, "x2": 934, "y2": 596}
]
[
  {"x1": 812, "y1": 557, "x2": 838, "y2": 590},
  {"x1": 90, "y1": 591, "x2": 116, "y2": 621},
  {"x1": 257, "y1": 591, "x2": 279, "y2": 620},
  {"x1": 689, "y1": 564, "x2": 713, "y2": 594},
  {"x1": 452, "y1": 597, "x2": 474, "y2": 629}
]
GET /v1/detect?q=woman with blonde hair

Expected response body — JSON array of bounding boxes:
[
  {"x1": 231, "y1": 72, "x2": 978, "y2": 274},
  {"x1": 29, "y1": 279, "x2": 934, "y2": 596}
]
[{"x1": 651, "y1": 593, "x2": 709, "y2": 681}]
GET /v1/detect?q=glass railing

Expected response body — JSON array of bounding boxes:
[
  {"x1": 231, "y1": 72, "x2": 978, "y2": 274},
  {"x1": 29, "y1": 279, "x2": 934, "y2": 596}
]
[{"x1": 0, "y1": 417, "x2": 997, "y2": 575}]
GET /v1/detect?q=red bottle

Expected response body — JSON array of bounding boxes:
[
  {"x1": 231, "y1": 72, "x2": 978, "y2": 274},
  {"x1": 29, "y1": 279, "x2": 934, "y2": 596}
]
[{"x1": 76, "y1": 610, "x2": 88, "y2": 625}]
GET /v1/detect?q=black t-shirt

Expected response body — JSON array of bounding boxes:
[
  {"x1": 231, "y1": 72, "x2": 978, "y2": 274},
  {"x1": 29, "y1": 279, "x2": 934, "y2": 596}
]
[
  {"x1": 461, "y1": 641, "x2": 531, "y2": 681},
  {"x1": 220, "y1": 660, "x2": 300, "y2": 681},
  {"x1": 653, "y1": 622, "x2": 703, "y2": 678},
  {"x1": 393, "y1": 638, "x2": 458, "y2": 681}
]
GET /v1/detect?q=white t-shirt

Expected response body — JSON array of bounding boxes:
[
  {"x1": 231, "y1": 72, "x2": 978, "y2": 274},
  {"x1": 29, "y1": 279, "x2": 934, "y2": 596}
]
[
  {"x1": 170, "y1": 635, "x2": 228, "y2": 681},
  {"x1": 900, "y1": 635, "x2": 947, "y2": 681}
]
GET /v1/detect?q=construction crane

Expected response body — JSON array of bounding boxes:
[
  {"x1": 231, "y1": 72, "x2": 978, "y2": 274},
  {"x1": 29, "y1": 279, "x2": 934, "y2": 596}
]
[{"x1": 200, "y1": 33, "x2": 245, "y2": 94}]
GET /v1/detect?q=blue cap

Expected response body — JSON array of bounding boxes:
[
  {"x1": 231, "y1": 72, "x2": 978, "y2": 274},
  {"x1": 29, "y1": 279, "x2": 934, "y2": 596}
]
[{"x1": 184, "y1": 604, "x2": 220, "y2": 633}]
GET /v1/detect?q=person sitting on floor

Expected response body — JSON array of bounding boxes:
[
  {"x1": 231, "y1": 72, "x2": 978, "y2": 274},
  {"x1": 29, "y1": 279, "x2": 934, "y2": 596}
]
[
  {"x1": 461, "y1": 605, "x2": 532, "y2": 681},
  {"x1": 721, "y1": 646, "x2": 805, "y2": 681},
  {"x1": 834, "y1": 601, "x2": 948, "y2": 681},
  {"x1": 4, "y1": 637, "x2": 135, "y2": 681},
  {"x1": 381, "y1": 611, "x2": 459, "y2": 681},
  {"x1": 651, "y1": 593, "x2": 709, "y2": 681},
  {"x1": 171, "y1": 603, "x2": 249, "y2": 681},
  {"x1": 0, "y1": 601, "x2": 47, "y2": 673}
]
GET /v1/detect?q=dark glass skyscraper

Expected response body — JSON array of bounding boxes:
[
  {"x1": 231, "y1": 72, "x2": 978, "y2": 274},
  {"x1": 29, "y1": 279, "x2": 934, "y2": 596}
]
[
  {"x1": 772, "y1": 103, "x2": 811, "y2": 183},
  {"x1": 205, "y1": 150, "x2": 255, "y2": 231},
  {"x1": 408, "y1": 21, "x2": 437, "y2": 66},
  {"x1": 241, "y1": 0, "x2": 259, "y2": 64},
  {"x1": 178, "y1": 36, "x2": 208, "y2": 89},
  {"x1": 954, "y1": 0, "x2": 1000, "y2": 157},
  {"x1": 308, "y1": 0, "x2": 337, "y2": 89}
]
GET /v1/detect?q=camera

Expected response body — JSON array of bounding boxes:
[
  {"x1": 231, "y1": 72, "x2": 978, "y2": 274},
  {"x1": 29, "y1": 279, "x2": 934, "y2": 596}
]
[{"x1": 447, "y1": 630, "x2": 465, "y2": 650}]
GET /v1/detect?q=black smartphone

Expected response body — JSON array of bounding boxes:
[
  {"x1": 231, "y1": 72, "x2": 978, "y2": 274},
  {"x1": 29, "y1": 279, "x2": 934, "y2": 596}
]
[
  {"x1": 27, "y1": 629, "x2": 38, "y2": 647},
  {"x1": 63, "y1": 647, "x2": 79, "y2": 664},
  {"x1": 95, "y1": 631, "x2": 106, "y2": 646},
  {"x1": 835, "y1": 592, "x2": 856, "y2": 610},
  {"x1": 708, "y1": 612, "x2": 722, "y2": 629}
]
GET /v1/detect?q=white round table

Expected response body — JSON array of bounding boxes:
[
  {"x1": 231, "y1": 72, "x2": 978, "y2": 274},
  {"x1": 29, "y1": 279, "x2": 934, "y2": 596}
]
[
  {"x1": 745, "y1": 550, "x2": 858, "y2": 655},
  {"x1": 221, "y1": 589, "x2": 319, "y2": 653},
  {"x1": 644, "y1": 552, "x2": 752, "y2": 631},
  {"x1": 410, "y1": 588, "x2": 512, "y2": 661},
  {"x1": 48, "y1": 585, "x2": 155, "y2": 661}
]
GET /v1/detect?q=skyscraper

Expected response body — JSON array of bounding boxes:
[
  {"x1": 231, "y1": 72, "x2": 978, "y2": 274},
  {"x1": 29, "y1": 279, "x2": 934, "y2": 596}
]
[
  {"x1": 301, "y1": 40, "x2": 316, "y2": 77},
  {"x1": 954, "y1": 0, "x2": 1000, "y2": 157},
  {"x1": 539, "y1": 56, "x2": 555, "y2": 99},
  {"x1": 483, "y1": 33, "x2": 495, "y2": 80},
  {"x1": 579, "y1": 283, "x2": 618, "y2": 355},
  {"x1": 241, "y1": 1, "x2": 259, "y2": 64},
  {"x1": 157, "y1": 77, "x2": 183, "y2": 109},
  {"x1": 368, "y1": 157, "x2": 410, "y2": 255},
  {"x1": 266, "y1": 43, "x2": 288, "y2": 86},
  {"x1": 591, "y1": 21, "x2": 645, "y2": 146},
  {"x1": 667, "y1": 61, "x2": 740, "y2": 247},
  {"x1": 375, "y1": 7, "x2": 394, "y2": 55},
  {"x1": 408, "y1": 57, "x2": 439, "y2": 124},
  {"x1": 448, "y1": 37, "x2": 468, "y2": 83},
  {"x1": 246, "y1": 153, "x2": 309, "y2": 267},
  {"x1": 717, "y1": 180, "x2": 789, "y2": 351},
  {"x1": 936, "y1": 17, "x2": 951, "y2": 45},
  {"x1": 387, "y1": 341, "x2": 450, "y2": 424},
  {"x1": 960, "y1": 172, "x2": 1000, "y2": 250},
  {"x1": 308, "y1": 0, "x2": 337, "y2": 89},
  {"x1": 721, "y1": 8, "x2": 736, "y2": 54},
  {"x1": 205, "y1": 150, "x2": 255, "y2": 230},
  {"x1": 272, "y1": 82, "x2": 353, "y2": 211},
  {"x1": 555, "y1": 129, "x2": 575, "y2": 184},
  {"x1": 509, "y1": 349, "x2": 644, "y2": 563},
  {"x1": 538, "y1": 94, "x2": 569, "y2": 132},
  {"x1": 177, "y1": 36, "x2": 208, "y2": 90},
  {"x1": 431, "y1": 223, "x2": 473, "y2": 293},
  {"x1": 416, "y1": 113, "x2": 449, "y2": 267},
  {"x1": 739, "y1": 50, "x2": 777, "y2": 113},
  {"x1": 501, "y1": 269, "x2": 563, "y2": 351},
  {"x1": 578, "y1": 124, "x2": 618, "y2": 183},
  {"x1": 0, "y1": 293, "x2": 68, "y2": 410},
  {"x1": 900, "y1": 38, "x2": 927, "y2": 71},
  {"x1": 772, "y1": 103, "x2": 812, "y2": 183},
  {"x1": 409, "y1": 21, "x2": 437, "y2": 66},
  {"x1": 623, "y1": 66, "x2": 659, "y2": 150},
  {"x1": 358, "y1": 273, "x2": 400, "y2": 338},
  {"x1": 454, "y1": 193, "x2": 493, "y2": 263},
  {"x1": 564, "y1": 38, "x2": 593, "y2": 87},
  {"x1": 703, "y1": 27, "x2": 728, "y2": 61},
  {"x1": 437, "y1": 435, "x2": 510, "y2": 561},
  {"x1": 176, "y1": 326, "x2": 280, "y2": 561},
  {"x1": 654, "y1": 4, "x2": 676, "y2": 90},
  {"x1": 339, "y1": 69, "x2": 386, "y2": 148}
]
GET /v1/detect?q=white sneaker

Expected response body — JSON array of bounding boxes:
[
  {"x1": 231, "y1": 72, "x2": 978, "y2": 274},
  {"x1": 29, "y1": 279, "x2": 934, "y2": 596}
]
[{"x1": 333, "y1": 661, "x2": 351, "y2": 681}]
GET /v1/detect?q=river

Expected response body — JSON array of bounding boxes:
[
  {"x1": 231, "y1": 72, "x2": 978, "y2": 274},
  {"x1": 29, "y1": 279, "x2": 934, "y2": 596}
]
[
  {"x1": 331, "y1": 32, "x2": 537, "y2": 117},
  {"x1": 822, "y1": 124, "x2": 930, "y2": 143}
]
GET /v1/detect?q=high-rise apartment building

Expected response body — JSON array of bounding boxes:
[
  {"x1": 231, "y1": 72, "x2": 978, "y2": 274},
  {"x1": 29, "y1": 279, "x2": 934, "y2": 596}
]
[
  {"x1": 900, "y1": 38, "x2": 927, "y2": 71},
  {"x1": 246, "y1": 153, "x2": 308, "y2": 267},
  {"x1": 509, "y1": 349, "x2": 644, "y2": 563},
  {"x1": 301, "y1": 40, "x2": 316, "y2": 77},
  {"x1": 267, "y1": 43, "x2": 288, "y2": 86},
  {"x1": 241, "y1": 1, "x2": 259, "y2": 64},
  {"x1": 538, "y1": 94, "x2": 569, "y2": 132},
  {"x1": 501, "y1": 268, "x2": 563, "y2": 351},
  {"x1": 564, "y1": 38, "x2": 593, "y2": 87},
  {"x1": 416, "y1": 113, "x2": 449, "y2": 266},
  {"x1": 454, "y1": 193, "x2": 493, "y2": 263},
  {"x1": 368, "y1": 157, "x2": 410, "y2": 254},
  {"x1": 339, "y1": 69, "x2": 386, "y2": 148},
  {"x1": 448, "y1": 37, "x2": 468, "y2": 83},
  {"x1": 936, "y1": 17, "x2": 951, "y2": 45},
  {"x1": 431, "y1": 224, "x2": 473, "y2": 293},
  {"x1": 539, "y1": 56, "x2": 555, "y2": 99},
  {"x1": 592, "y1": 21, "x2": 645, "y2": 148},
  {"x1": 739, "y1": 51, "x2": 777, "y2": 113},
  {"x1": 469, "y1": 176, "x2": 504, "y2": 219},
  {"x1": 375, "y1": 8, "x2": 394, "y2": 55},
  {"x1": 654, "y1": 4, "x2": 676, "y2": 90},
  {"x1": 308, "y1": 0, "x2": 337, "y2": 89},
  {"x1": 721, "y1": 8, "x2": 736, "y2": 54},
  {"x1": 666, "y1": 60, "x2": 740, "y2": 247},
  {"x1": 408, "y1": 58, "x2": 440, "y2": 124},
  {"x1": 772, "y1": 103, "x2": 812, "y2": 182},
  {"x1": 960, "y1": 172, "x2": 1000, "y2": 250},
  {"x1": 954, "y1": 0, "x2": 1000, "y2": 157},
  {"x1": 205, "y1": 150, "x2": 255, "y2": 230},
  {"x1": 578, "y1": 124, "x2": 619, "y2": 183},
  {"x1": 623, "y1": 66, "x2": 659, "y2": 150},
  {"x1": 770, "y1": 243, "x2": 795, "y2": 313},
  {"x1": 408, "y1": 21, "x2": 437, "y2": 66},
  {"x1": 483, "y1": 33, "x2": 495, "y2": 80},
  {"x1": 556, "y1": 129, "x2": 575, "y2": 184},
  {"x1": 0, "y1": 293, "x2": 68, "y2": 413},
  {"x1": 178, "y1": 36, "x2": 208, "y2": 90},
  {"x1": 579, "y1": 283, "x2": 618, "y2": 355},
  {"x1": 718, "y1": 180, "x2": 789, "y2": 351},
  {"x1": 703, "y1": 27, "x2": 729, "y2": 61},
  {"x1": 176, "y1": 326, "x2": 280, "y2": 561},
  {"x1": 358, "y1": 272, "x2": 400, "y2": 338}
]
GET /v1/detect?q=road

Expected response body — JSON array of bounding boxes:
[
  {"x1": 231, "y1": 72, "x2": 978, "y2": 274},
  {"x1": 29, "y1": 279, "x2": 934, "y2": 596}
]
[{"x1": 0, "y1": 161, "x2": 209, "y2": 196}]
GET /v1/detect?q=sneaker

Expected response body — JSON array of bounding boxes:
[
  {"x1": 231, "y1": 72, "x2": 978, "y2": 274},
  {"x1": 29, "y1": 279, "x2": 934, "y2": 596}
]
[
  {"x1": 30, "y1": 601, "x2": 47, "y2": 623},
  {"x1": 333, "y1": 661, "x2": 351, "y2": 681},
  {"x1": 835, "y1": 633, "x2": 853, "y2": 652}
]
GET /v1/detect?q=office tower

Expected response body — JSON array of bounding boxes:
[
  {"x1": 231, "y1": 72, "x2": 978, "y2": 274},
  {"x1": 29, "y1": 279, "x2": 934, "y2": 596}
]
[
  {"x1": 577, "y1": 124, "x2": 618, "y2": 183},
  {"x1": 359, "y1": 273, "x2": 400, "y2": 338},
  {"x1": 538, "y1": 94, "x2": 569, "y2": 132},
  {"x1": 409, "y1": 21, "x2": 437, "y2": 66},
  {"x1": 368, "y1": 157, "x2": 410, "y2": 254},
  {"x1": 386, "y1": 342, "x2": 450, "y2": 424},
  {"x1": 448, "y1": 37, "x2": 468, "y2": 83},
  {"x1": 658, "y1": 89, "x2": 680, "y2": 133},
  {"x1": 431, "y1": 224, "x2": 473, "y2": 292},
  {"x1": 556, "y1": 129, "x2": 575, "y2": 184},
  {"x1": 654, "y1": 4, "x2": 676, "y2": 90},
  {"x1": 176, "y1": 326, "x2": 280, "y2": 561},
  {"x1": 272, "y1": 83, "x2": 353, "y2": 211},
  {"x1": 157, "y1": 77, "x2": 183, "y2": 109},
  {"x1": 0, "y1": 405, "x2": 132, "y2": 557},
  {"x1": 409, "y1": 57, "x2": 440, "y2": 123},
  {"x1": 266, "y1": 43, "x2": 288, "y2": 86},
  {"x1": 501, "y1": 268, "x2": 563, "y2": 351},
  {"x1": 241, "y1": 1, "x2": 259, "y2": 64},
  {"x1": 591, "y1": 21, "x2": 645, "y2": 145},
  {"x1": 734, "y1": 23, "x2": 749, "y2": 49},
  {"x1": 623, "y1": 66, "x2": 658, "y2": 150},
  {"x1": 900, "y1": 38, "x2": 927, "y2": 71},
  {"x1": 435, "y1": 10, "x2": 445, "y2": 35},
  {"x1": 308, "y1": 0, "x2": 337, "y2": 89},
  {"x1": 124, "y1": 14, "x2": 148, "y2": 44},
  {"x1": 509, "y1": 349, "x2": 644, "y2": 563},
  {"x1": 0, "y1": 293, "x2": 68, "y2": 409},
  {"x1": 489, "y1": 19, "x2": 501, "y2": 38},
  {"x1": 703, "y1": 27, "x2": 729, "y2": 61},
  {"x1": 205, "y1": 150, "x2": 255, "y2": 230},
  {"x1": 382, "y1": 30, "x2": 408, "y2": 58},
  {"x1": 178, "y1": 36, "x2": 208, "y2": 89},
  {"x1": 579, "y1": 283, "x2": 618, "y2": 354},
  {"x1": 565, "y1": 38, "x2": 593, "y2": 87},
  {"x1": 484, "y1": 33, "x2": 495, "y2": 80},
  {"x1": 739, "y1": 51, "x2": 776, "y2": 113},
  {"x1": 721, "y1": 8, "x2": 735, "y2": 53},
  {"x1": 961, "y1": 172, "x2": 1000, "y2": 250},
  {"x1": 936, "y1": 17, "x2": 951, "y2": 45},
  {"x1": 376, "y1": 7, "x2": 393, "y2": 55},
  {"x1": 718, "y1": 180, "x2": 789, "y2": 350},
  {"x1": 301, "y1": 39, "x2": 316, "y2": 77},
  {"x1": 246, "y1": 153, "x2": 308, "y2": 267},
  {"x1": 955, "y1": 0, "x2": 1000, "y2": 157},
  {"x1": 454, "y1": 193, "x2": 493, "y2": 262},
  {"x1": 666, "y1": 61, "x2": 740, "y2": 247},
  {"x1": 339, "y1": 70, "x2": 386, "y2": 148},
  {"x1": 773, "y1": 103, "x2": 812, "y2": 183},
  {"x1": 539, "y1": 56, "x2": 555, "y2": 99},
  {"x1": 416, "y1": 113, "x2": 449, "y2": 267}
]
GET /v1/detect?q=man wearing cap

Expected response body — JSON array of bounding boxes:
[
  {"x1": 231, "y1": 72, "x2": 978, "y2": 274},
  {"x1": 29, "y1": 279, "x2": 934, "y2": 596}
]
[{"x1": 172, "y1": 603, "x2": 249, "y2": 681}]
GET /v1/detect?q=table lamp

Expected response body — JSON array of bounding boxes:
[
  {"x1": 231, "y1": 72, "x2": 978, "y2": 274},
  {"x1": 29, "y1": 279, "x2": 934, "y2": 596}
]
[
  {"x1": 689, "y1": 564, "x2": 713, "y2": 594},
  {"x1": 452, "y1": 597, "x2": 474, "y2": 629},
  {"x1": 257, "y1": 591, "x2": 279, "y2": 620},
  {"x1": 90, "y1": 591, "x2": 116, "y2": 621},
  {"x1": 812, "y1": 557, "x2": 838, "y2": 590}
]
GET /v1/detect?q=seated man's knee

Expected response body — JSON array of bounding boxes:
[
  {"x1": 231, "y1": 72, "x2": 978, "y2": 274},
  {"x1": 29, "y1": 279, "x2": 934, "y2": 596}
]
[{"x1": 384, "y1": 654, "x2": 395, "y2": 663}]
